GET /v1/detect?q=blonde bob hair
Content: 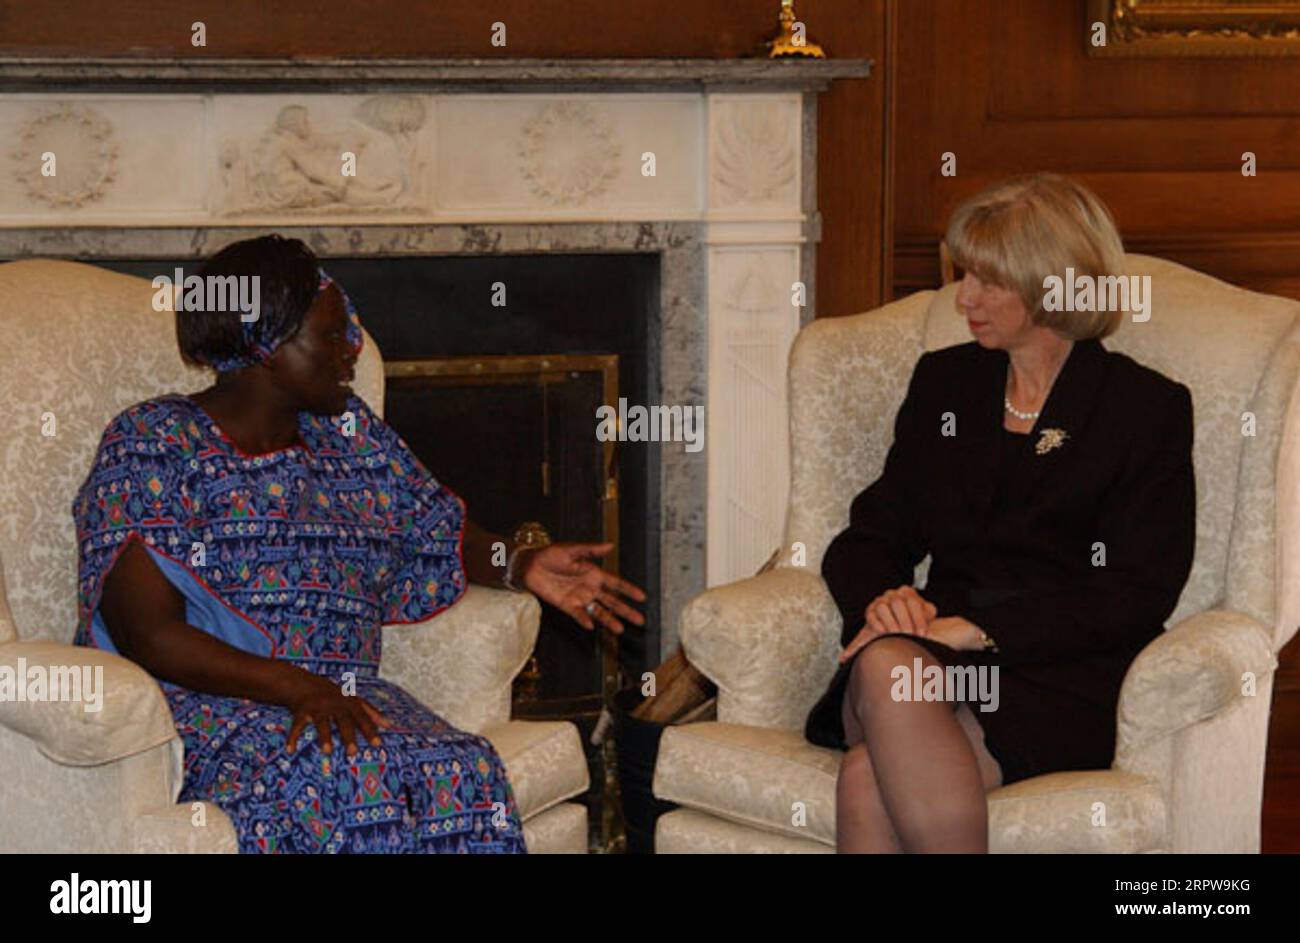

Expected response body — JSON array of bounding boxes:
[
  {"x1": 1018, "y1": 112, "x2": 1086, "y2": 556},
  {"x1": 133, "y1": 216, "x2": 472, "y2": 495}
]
[{"x1": 943, "y1": 173, "x2": 1126, "y2": 340}]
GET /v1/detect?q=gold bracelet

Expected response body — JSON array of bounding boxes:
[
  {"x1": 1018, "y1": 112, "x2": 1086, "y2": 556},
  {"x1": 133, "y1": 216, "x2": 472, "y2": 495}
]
[{"x1": 503, "y1": 521, "x2": 552, "y2": 592}]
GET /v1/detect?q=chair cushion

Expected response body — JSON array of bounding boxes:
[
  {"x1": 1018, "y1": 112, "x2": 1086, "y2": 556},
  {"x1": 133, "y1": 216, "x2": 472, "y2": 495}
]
[
  {"x1": 654, "y1": 722, "x2": 840, "y2": 845},
  {"x1": 656, "y1": 807, "x2": 832, "y2": 854},
  {"x1": 481, "y1": 719, "x2": 589, "y2": 822},
  {"x1": 655, "y1": 722, "x2": 1166, "y2": 853},
  {"x1": 521, "y1": 802, "x2": 588, "y2": 854}
]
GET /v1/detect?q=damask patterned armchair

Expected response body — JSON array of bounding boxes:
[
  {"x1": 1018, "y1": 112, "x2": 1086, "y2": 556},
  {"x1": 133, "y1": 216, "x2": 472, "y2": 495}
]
[
  {"x1": 654, "y1": 255, "x2": 1300, "y2": 853},
  {"x1": 0, "y1": 259, "x2": 589, "y2": 853}
]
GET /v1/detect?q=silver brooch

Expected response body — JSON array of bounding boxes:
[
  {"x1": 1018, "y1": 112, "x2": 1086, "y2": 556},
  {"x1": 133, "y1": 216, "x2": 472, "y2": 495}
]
[{"x1": 1036, "y1": 428, "x2": 1068, "y2": 455}]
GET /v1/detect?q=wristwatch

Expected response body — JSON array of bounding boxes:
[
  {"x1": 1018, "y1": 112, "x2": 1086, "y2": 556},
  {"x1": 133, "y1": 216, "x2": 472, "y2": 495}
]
[{"x1": 503, "y1": 521, "x2": 551, "y2": 593}]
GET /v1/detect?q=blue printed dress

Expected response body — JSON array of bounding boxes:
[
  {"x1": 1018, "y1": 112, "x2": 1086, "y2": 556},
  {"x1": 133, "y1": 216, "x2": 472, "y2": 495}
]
[{"x1": 72, "y1": 392, "x2": 527, "y2": 854}]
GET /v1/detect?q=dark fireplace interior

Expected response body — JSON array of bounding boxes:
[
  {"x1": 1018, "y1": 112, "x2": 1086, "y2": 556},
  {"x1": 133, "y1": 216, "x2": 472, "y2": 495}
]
[{"x1": 98, "y1": 252, "x2": 663, "y2": 724}]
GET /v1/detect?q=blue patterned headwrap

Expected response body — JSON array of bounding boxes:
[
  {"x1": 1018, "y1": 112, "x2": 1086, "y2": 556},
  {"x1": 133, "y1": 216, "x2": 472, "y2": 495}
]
[{"x1": 207, "y1": 267, "x2": 363, "y2": 373}]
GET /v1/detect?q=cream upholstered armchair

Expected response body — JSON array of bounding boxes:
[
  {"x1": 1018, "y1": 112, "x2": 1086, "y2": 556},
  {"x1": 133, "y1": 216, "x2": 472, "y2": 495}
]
[
  {"x1": 0, "y1": 259, "x2": 589, "y2": 853},
  {"x1": 654, "y1": 254, "x2": 1300, "y2": 853}
]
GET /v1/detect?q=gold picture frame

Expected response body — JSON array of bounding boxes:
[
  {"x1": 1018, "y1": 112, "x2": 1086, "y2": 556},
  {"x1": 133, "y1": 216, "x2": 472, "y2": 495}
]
[{"x1": 1087, "y1": 0, "x2": 1300, "y2": 56}]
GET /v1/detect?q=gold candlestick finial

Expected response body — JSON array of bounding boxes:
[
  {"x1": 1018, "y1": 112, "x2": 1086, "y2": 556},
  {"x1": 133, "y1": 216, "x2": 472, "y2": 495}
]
[{"x1": 768, "y1": 0, "x2": 826, "y2": 59}]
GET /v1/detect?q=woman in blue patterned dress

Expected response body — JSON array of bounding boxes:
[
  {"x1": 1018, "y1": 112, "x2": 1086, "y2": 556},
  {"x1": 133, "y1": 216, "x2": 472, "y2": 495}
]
[{"x1": 71, "y1": 235, "x2": 645, "y2": 854}]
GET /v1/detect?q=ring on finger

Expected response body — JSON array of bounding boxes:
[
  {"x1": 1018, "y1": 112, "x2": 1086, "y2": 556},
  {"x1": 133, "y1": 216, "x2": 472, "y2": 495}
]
[
  {"x1": 585, "y1": 600, "x2": 600, "y2": 616},
  {"x1": 597, "y1": 591, "x2": 626, "y2": 614}
]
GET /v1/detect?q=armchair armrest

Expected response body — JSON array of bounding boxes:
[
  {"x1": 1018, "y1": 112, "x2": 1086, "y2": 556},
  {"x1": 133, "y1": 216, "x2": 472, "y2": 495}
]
[
  {"x1": 379, "y1": 585, "x2": 541, "y2": 734},
  {"x1": 680, "y1": 567, "x2": 842, "y2": 730},
  {"x1": 0, "y1": 640, "x2": 177, "y2": 766},
  {"x1": 1115, "y1": 608, "x2": 1276, "y2": 765},
  {"x1": 987, "y1": 769, "x2": 1166, "y2": 853}
]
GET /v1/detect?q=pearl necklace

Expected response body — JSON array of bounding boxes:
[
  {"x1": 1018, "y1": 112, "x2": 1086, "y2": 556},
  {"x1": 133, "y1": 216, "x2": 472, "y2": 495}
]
[
  {"x1": 1004, "y1": 397, "x2": 1040, "y2": 421},
  {"x1": 1004, "y1": 348, "x2": 1071, "y2": 422}
]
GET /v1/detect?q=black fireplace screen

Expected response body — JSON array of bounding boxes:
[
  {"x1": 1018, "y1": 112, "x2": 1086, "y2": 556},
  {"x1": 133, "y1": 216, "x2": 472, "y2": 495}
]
[{"x1": 385, "y1": 354, "x2": 618, "y2": 706}]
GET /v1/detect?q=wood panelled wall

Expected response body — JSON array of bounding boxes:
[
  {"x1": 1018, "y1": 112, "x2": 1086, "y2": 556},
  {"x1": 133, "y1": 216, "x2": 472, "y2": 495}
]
[
  {"x1": 0, "y1": 0, "x2": 889, "y2": 317},
  {"x1": 893, "y1": 0, "x2": 1300, "y2": 302}
]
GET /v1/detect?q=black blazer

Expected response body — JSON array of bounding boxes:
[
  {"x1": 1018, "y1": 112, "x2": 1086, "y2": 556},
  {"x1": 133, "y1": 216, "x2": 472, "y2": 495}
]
[{"x1": 806, "y1": 337, "x2": 1196, "y2": 750}]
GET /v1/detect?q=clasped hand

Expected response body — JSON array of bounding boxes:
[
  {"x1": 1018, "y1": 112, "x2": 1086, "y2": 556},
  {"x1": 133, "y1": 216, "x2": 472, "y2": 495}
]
[{"x1": 838, "y1": 585, "x2": 984, "y2": 664}]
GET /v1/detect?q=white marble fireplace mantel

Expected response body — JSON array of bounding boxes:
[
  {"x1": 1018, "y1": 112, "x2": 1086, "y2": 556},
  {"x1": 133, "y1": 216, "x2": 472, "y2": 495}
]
[{"x1": 0, "y1": 57, "x2": 873, "y2": 656}]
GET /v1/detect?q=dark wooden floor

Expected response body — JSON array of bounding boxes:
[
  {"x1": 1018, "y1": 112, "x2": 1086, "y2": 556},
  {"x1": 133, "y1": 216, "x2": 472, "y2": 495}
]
[{"x1": 1263, "y1": 638, "x2": 1300, "y2": 853}]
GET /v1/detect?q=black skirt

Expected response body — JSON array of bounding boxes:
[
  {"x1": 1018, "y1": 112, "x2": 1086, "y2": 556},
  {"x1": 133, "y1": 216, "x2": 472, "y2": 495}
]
[{"x1": 803, "y1": 631, "x2": 1121, "y2": 786}]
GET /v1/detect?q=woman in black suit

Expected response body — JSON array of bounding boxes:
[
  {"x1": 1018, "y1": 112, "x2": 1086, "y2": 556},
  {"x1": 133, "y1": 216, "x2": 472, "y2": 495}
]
[{"x1": 805, "y1": 173, "x2": 1195, "y2": 853}]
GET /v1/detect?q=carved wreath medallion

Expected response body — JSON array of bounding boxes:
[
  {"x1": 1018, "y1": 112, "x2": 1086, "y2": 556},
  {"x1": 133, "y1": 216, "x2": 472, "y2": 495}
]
[
  {"x1": 11, "y1": 103, "x2": 119, "y2": 208},
  {"x1": 518, "y1": 102, "x2": 620, "y2": 207}
]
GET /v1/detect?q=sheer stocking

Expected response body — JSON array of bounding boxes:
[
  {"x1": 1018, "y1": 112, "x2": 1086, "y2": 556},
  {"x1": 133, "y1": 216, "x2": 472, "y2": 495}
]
[{"x1": 835, "y1": 636, "x2": 1002, "y2": 853}]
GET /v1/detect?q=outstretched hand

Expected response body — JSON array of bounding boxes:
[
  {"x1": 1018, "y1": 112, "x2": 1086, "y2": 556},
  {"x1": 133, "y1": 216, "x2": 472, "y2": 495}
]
[{"x1": 519, "y1": 542, "x2": 647, "y2": 634}]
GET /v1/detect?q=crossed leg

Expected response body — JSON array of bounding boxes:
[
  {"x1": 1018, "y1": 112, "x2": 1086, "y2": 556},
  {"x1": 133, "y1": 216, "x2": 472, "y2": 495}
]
[{"x1": 835, "y1": 636, "x2": 1003, "y2": 853}]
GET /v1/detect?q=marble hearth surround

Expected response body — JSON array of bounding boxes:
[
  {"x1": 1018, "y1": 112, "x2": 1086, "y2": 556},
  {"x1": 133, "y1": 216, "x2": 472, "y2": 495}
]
[{"x1": 0, "y1": 58, "x2": 873, "y2": 657}]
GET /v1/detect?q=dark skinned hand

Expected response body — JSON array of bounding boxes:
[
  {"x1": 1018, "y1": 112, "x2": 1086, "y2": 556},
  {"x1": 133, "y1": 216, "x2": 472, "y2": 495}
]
[
  {"x1": 518, "y1": 542, "x2": 647, "y2": 634},
  {"x1": 282, "y1": 670, "x2": 394, "y2": 759}
]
